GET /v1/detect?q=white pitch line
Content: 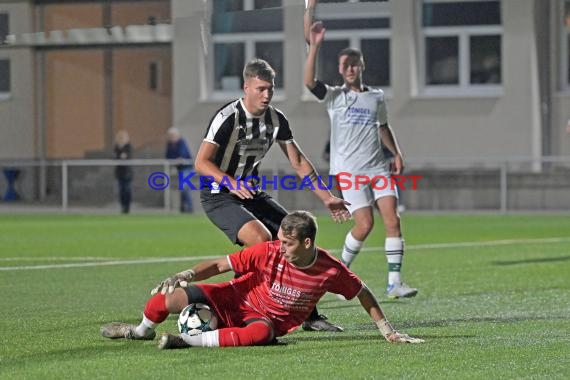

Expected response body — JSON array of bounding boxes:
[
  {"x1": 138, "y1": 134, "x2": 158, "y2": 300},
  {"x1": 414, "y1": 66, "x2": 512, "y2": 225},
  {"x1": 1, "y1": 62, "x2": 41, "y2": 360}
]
[
  {"x1": 0, "y1": 256, "x2": 220, "y2": 271},
  {"x1": 0, "y1": 257, "x2": 121, "y2": 262},
  {"x1": 336, "y1": 236, "x2": 570, "y2": 254},
  {"x1": 1, "y1": 237, "x2": 569, "y2": 271}
]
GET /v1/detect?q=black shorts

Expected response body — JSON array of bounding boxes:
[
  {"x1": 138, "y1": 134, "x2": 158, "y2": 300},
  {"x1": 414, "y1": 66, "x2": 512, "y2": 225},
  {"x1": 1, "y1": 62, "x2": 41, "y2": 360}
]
[{"x1": 200, "y1": 190, "x2": 288, "y2": 245}]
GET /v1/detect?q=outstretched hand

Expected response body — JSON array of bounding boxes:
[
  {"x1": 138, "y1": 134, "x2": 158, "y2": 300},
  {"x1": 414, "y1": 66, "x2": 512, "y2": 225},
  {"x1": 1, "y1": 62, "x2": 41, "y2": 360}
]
[
  {"x1": 325, "y1": 196, "x2": 351, "y2": 223},
  {"x1": 150, "y1": 269, "x2": 195, "y2": 295},
  {"x1": 385, "y1": 331, "x2": 424, "y2": 344}
]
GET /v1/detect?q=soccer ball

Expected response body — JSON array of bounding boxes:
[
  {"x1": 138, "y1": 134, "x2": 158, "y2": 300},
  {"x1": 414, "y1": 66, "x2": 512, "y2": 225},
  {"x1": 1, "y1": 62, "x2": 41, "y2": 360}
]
[{"x1": 177, "y1": 303, "x2": 218, "y2": 335}]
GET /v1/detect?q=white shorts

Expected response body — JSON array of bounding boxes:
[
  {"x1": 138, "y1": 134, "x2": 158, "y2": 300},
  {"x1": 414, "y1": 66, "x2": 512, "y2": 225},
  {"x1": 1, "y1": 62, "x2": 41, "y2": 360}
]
[{"x1": 338, "y1": 172, "x2": 399, "y2": 214}]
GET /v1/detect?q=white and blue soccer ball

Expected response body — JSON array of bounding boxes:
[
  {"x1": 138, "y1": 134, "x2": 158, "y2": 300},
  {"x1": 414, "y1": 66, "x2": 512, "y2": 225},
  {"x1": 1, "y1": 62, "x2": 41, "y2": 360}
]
[{"x1": 177, "y1": 303, "x2": 218, "y2": 335}]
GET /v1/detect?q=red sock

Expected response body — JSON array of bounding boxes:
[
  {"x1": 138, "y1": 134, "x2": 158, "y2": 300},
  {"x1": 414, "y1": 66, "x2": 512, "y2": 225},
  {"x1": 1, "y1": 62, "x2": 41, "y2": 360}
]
[
  {"x1": 143, "y1": 293, "x2": 169, "y2": 323},
  {"x1": 218, "y1": 322, "x2": 273, "y2": 347}
]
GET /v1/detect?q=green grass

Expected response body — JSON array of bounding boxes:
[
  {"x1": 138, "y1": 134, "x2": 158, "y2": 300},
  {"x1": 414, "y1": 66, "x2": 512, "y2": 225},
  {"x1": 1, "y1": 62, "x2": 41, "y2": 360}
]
[{"x1": 1, "y1": 213, "x2": 569, "y2": 379}]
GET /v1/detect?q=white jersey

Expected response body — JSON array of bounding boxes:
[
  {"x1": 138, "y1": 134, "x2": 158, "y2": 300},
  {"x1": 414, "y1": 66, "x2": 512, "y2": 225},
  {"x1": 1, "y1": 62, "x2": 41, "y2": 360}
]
[{"x1": 318, "y1": 84, "x2": 390, "y2": 176}]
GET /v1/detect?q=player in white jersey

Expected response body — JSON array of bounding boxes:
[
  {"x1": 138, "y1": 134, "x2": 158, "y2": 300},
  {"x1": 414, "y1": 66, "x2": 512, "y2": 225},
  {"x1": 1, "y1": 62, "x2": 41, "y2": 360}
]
[{"x1": 303, "y1": 0, "x2": 418, "y2": 299}]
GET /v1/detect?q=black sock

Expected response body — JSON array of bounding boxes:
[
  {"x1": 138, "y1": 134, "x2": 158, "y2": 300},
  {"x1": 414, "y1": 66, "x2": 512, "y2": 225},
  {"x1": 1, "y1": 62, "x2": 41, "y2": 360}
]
[{"x1": 307, "y1": 307, "x2": 320, "y2": 321}]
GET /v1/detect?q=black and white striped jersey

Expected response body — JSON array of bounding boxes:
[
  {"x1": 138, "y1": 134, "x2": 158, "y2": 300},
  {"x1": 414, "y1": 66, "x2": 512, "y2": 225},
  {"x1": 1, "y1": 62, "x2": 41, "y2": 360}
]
[{"x1": 203, "y1": 98, "x2": 293, "y2": 188}]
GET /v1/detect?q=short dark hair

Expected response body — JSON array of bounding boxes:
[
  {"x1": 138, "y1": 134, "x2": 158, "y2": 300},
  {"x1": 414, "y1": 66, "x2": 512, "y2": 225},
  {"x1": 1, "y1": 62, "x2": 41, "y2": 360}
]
[
  {"x1": 338, "y1": 47, "x2": 364, "y2": 65},
  {"x1": 243, "y1": 58, "x2": 276, "y2": 83},
  {"x1": 280, "y1": 211, "x2": 318, "y2": 242}
]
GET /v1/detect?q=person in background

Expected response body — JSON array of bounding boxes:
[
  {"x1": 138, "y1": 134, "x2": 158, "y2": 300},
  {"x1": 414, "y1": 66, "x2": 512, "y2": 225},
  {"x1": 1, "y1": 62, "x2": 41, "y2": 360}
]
[
  {"x1": 304, "y1": 0, "x2": 417, "y2": 298},
  {"x1": 114, "y1": 130, "x2": 133, "y2": 214},
  {"x1": 166, "y1": 127, "x2": 193, "y2": 213}
]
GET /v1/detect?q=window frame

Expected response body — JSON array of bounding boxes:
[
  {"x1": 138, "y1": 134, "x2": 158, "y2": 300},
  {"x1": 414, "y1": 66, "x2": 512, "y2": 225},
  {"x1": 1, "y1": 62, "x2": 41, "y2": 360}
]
[
  {"x1": 209, "y1": 32, "x2": 285, "y2": 100},
  {"x1": 562, "y1": 0, "x2": 570, "y2": 91},
  {"x1": 309, "y1": 29, "x2": 391, "y2": 84},
  {"x1": 419, "y1": 0, "x2": 503, "y2": 97},
  {"x1": 0, "y1": 57, "x2": 11, "y2": 101},
  {"x1": 0, "y1": 12, "x2": 8, "y2": 44},
  {"x1": 302, "y1": 1, "x2": 392, "y2": 100},
  {"x1": 0, "y1": 13, "x2": 9, "y2": 101},
  {"x1": 207, "y1": 0, "x2": 285, "y2": 100}
]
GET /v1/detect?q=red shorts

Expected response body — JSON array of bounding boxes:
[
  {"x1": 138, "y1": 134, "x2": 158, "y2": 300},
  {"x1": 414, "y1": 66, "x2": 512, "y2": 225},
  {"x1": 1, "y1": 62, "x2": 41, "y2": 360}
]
[{"x1": 196, "y1": 282, "x2": 272, "y2": 330}]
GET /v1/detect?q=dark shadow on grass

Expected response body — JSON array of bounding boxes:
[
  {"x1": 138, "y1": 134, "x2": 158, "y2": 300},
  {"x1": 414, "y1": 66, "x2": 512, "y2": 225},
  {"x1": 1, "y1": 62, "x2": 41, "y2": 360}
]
[
  {"x1": 282, "y1": 333, "x2": 383, "y2": 344},
  {"x1": 398, "y1": 314, "x2": 567, "y2": 329},
  {"x1": 282, "y1": 331, "x2": 472, "y2": 344},
  {"x1": 492, "y1": 256, "x2": 570, "y2": 266},
  {"x1": 319, "y1": 298, "x2": 401, "y2": 306}
]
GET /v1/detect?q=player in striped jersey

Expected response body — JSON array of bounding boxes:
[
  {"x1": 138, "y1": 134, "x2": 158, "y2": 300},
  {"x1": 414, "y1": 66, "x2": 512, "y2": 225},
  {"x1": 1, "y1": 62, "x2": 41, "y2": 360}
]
[
  {"x1": 195, "y1": 58, "x2": 350, "y2": 332},
  {"x1": 100, "y1": 211, "x2": 424, "y2": 347}
]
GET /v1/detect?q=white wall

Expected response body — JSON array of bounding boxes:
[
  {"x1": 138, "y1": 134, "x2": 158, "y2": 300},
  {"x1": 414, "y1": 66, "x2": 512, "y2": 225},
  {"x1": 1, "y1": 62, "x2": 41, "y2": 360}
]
[
  {"x1": 388, "y1": 0, "x2": 539, "y2": 160},
  {"x1": 0, "y1": 1, "x2": 34, "y2": 159},
  {"x1": 172, "y1": 0, "x2": 546, "y2": 169}
]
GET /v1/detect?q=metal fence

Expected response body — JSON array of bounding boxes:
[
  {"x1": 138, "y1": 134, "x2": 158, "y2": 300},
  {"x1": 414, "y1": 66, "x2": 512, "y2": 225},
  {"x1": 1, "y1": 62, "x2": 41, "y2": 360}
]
[{"x1": 1, "y1": 156, "x2": 569, "y2": 213}]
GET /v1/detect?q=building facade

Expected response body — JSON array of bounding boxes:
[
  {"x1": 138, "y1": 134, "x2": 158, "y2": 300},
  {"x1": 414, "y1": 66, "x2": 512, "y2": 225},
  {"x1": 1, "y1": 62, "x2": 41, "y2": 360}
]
[
  {"x1": 171, "y1": 0, "x2": 570, "y2": 167},
  {"x1": 0, "y1": 0, "x2": 569, "y2": 210}
]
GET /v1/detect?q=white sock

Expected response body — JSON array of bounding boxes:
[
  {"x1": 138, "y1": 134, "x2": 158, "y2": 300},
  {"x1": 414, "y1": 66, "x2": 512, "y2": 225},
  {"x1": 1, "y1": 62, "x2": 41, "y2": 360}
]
[
  {"x1": 341, "y1": 232, "x2": 363, "y2": 267},
  {"x1": 385, "y1": 237, "x2": 404, "y2": 285},
  {"x1": 181, "y1": 330, "x2": 220, "y2": 347},
  {"x1": 135, "y1": 314, "x2": 157, "y2": 337}
]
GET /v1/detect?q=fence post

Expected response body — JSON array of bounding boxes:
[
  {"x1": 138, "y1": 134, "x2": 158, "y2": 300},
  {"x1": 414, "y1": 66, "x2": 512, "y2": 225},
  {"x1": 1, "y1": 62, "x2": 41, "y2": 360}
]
[
  {"x1": 500, "y1": 162, "x2": 508, "y2": 214},
  {"x1": 62, "y1": 161, "x2": 68, "y2": 211},
  {"x1": 164, "y1": 161, "x2": 170, "y2": 212},
  {"x1": 39, "y1": 160, "x2": 47, "y2": 201}
]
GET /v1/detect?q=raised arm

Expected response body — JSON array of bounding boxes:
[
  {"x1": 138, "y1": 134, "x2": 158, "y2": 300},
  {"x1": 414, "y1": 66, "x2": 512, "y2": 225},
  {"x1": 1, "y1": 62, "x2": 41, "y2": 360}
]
[
  {"x1": 357, "y1": 284, "x2": 424, "y2": 343},
  {"x1": 304, "y1": 0, "x2": 318, "y2": 43},
  {"x1": 304, "y1": 21, "x2": 326, "y2": 90},
  {"x1": 278, "y1": 140, "x2": 350, "y2": 223}
]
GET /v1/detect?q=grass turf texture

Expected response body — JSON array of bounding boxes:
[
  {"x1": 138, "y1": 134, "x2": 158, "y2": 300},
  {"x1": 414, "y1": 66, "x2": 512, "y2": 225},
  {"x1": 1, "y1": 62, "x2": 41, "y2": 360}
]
[{"x1": 1, "y1": 213, "x2": 569, "y2": 379}]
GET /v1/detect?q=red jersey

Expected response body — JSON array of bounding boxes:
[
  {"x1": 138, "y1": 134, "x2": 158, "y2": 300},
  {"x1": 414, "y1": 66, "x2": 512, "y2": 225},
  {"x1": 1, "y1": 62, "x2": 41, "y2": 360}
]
[{"x1": 227, "y1": 241, "x2": 363, "y2": 336}]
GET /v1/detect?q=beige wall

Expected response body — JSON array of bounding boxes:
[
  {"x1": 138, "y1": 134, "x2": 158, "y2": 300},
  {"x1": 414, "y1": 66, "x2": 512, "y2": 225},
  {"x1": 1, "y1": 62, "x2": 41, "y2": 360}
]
[
  {"x1": 38, "y1": 4, "x2": 106, "y2": 159},
  {"x1": 43, "y1": 3, "x2": 103, "y2": 30},
  {"x1": 40, "y1": 2, "x2": 172, "y2": 158},
  {"x1": 111, "y1": 1, "x2": 170, "y2": 26},
  {"x1": 43, "y1": 47, "x2": 172, "y2": 159},
  {"x1": 45, "y1": 50, "x2": 105, "y2": 158},
  {"x1": 0, "y1": 1, "x2": 34, "y2": 160},
  {"x1": 112, "y1": 47, "x2": 172, "y2": 152}
]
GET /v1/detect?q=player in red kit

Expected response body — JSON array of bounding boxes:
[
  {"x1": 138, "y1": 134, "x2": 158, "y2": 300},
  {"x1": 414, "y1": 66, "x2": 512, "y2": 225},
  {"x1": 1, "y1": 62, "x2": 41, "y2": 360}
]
[{"x1": 101, "y1": 211, "x2": 423, "y2": 348}]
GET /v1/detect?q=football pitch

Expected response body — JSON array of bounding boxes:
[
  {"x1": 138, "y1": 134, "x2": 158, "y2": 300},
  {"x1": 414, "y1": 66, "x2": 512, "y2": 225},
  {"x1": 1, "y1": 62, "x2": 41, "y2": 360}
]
[{"x1": 1, "y1": 213, "x2": 569, "y2": 379}]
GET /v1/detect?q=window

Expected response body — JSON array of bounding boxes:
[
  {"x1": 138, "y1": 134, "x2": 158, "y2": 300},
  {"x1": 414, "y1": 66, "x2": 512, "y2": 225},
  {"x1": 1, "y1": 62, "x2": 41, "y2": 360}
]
[
  {"x1": 420, "y1": 0, "x2": 502, "y2": 95},
  {"x1": 0, "y1": 14, "x2": 14, "y2": 99},
  {"x1": 210, "y1": 0, "x2": 284, "y2": 97},
  {"x1": 0, "y1": 59, "x2": 10, "y2": 99},
  {"x1": 149, "y1": 61, "x2": 160, "y2": 91},
  {"x1": 0, "y1": 13, "x2": 8, "y2": 44},
  {"x1": 314, "y1": 1, "x2": 391, "y2": 88},
  {"x1": 319, "y1": 0, "x2": 389, "y2": 3},
  {"x1": 564, "y1": 0, "x2": 570, "y2": 88}
]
